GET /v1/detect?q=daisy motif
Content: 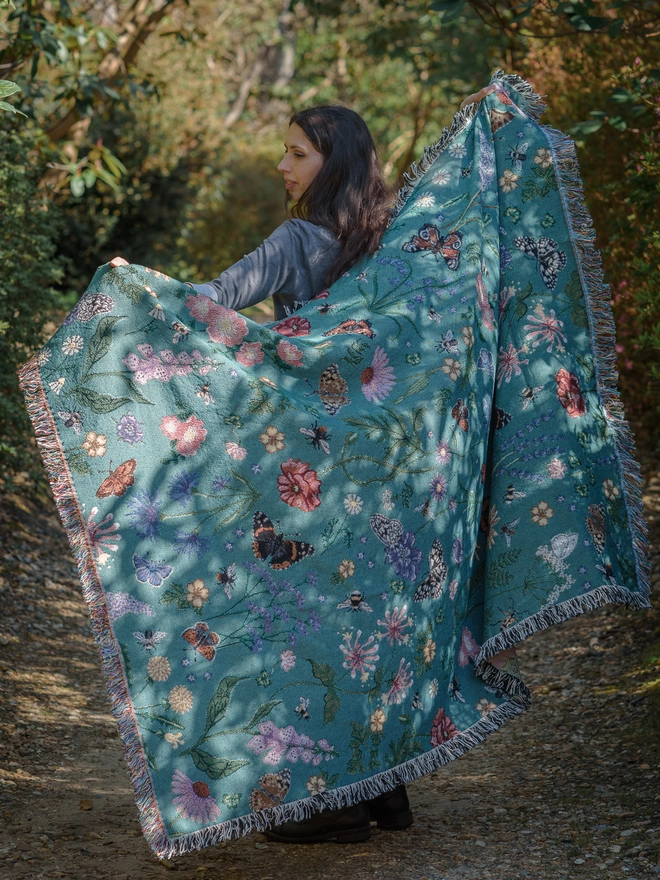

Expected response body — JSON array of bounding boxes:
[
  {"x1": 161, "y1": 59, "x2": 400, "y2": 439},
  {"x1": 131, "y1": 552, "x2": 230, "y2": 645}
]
[{"x1": 361, "y1": 346, "x2": 395, "y2": 402}]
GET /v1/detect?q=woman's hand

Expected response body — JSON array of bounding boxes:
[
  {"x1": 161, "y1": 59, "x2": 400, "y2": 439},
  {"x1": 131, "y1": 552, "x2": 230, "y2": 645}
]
[
  {"x1": 460, "y1": 85, "x2": 498, "y2": 111},
  {"x1": 109, "y1": 256, "x2": 129, "y2": 267}
]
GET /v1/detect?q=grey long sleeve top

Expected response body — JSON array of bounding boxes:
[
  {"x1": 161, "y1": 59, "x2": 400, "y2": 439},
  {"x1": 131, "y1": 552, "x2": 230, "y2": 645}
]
[{"x1": 188, "y1": 219, "x2": 340, "y2": 319}]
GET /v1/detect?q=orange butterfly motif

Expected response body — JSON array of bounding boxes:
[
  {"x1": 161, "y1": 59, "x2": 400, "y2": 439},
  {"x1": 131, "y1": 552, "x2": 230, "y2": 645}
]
[
  {"x1": 322, "y1": 319, "x2": 374, "y2": 338},
  {"x1": 181, "y1": 622, "x2": 221, "y2": 661},
  {"x1": 96, "y1": 459, "x2": 137, "y2": 498},
  {"x1": 249, "y1": 769, "x2": 291, "y2": 812}
]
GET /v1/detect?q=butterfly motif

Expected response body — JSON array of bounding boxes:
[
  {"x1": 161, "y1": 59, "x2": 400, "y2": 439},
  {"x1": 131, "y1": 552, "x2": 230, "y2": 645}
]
[
  {"x1": 307, "y1": 364, "x2": 350, "y2": 416},
  {"x1": 414, "y1": 539, "x2": 448, "y2": 601},
  {"x1": 585, "y1": 504, "x2": 606, "y2": 554},
  {"x1": 550, "y1": 532, "x2": 579, "y2": 562},
  {"x1": 500, "y1": 518, "x2": 521, "y2": 548},
  {"x1": 181, "y1": 621, "x2": 220, "y2": 661},
  {"x1": 249, "y1": 769, "x2": 291, "y2": 813},
  {"x1": 322, "y1": 319, "x2": 374, "y2": 338},
  {"x1": 133, "y1": 629, "x2": 167, "y2": 652},
  {"x1": 252, "y1": 511, "x2": 315, "y2": 570},
  {"x1": 493, "y1": 407, "x2": 512, "y2": 430},
  {"x1": 476, "y1": 272, "x2": 495, "y2": 331},
  {"x1": 513, "y1": 236, "x2": 567, "y2": 291},
  {"x1": 489, "y1": 108, "x2": 515, "y2": 131},
  {"x1": 299, "y1": 422, "x2": 331, "y2": 455},
  {"x1": 96, "y1": 459, "x2": 137, "y2": 498},
  {"x1": 507, "y1": 140, "x2": 529, "y2": 173},
  {"x1": 448, "y1": 676, "x2": 465, "y2": 703},
  {"x1": 216, "y1": 562, "x2": 237, "y2": 598},
  {"x1": 336, "y1": 590, "x2": 373, "y2": 612},
  {"x1": 132, "y1": 554, "x2": 173, "y2": 587},
  {"x1": 520, "y1": 384, "x2": 544, "y2": 410},
  {"x1": 369, "y1": 513, "x2": 404, "y2": 548},
  {"x1": 451, "y1": 399, "x2": 469, "y2": 432},
  {"x1": 56, "y1": 410, "x2": 83, "y2": 434},
  {"x1": 477, "y1": 348, "x2": 494, "y2": 377},
  {"x1": 437, "y1": 330, "x2": 459, "y2": 356},
  {"x1": 402, "y1": 225, "x2": 463, "y2": 271}
]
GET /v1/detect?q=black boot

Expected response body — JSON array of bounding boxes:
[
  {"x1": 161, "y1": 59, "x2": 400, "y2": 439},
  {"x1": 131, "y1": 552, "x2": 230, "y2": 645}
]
[
  {"x1": 366, "y1": 784, "x2": 414, "y2": 830},
  {"x1": 264, "y1": 802, "x2": 372, "y2": 844}
]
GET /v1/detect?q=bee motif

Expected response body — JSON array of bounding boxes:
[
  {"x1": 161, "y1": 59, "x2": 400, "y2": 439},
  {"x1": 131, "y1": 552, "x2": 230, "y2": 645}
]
[
  {"x1": 216, "y1": 562, "x2": 237, "y2": 599},
  {"x1": 499, "y1": 605, "x2": 518, "y2": 631},
  {"x1": 503, "y1": 484, "x2": 526, "y2": 505},
  {"x1": 448, "y1": 676, "x2": 465, "y2": 703},
  {"x1": 500, "y1": 518, "x2": 521, "y2": 548},
  {"x1": 520, "y1": 385, "x2": 544, "y2": 410},
  {"x1": 196, "y1": 382, "x2": 214, "y2": 405},
  {"x1": 411, "y1": 692, "x2": 424, "y2": 710},
  {"x1": 172, "y1": 321, "x2": 191, "y2": 343},
  {"x1": 428, "y1": 306, "x2": 442, "y2": 322},
  {"x1": 336, "y1": 590, "x2": 373, "y2": 612},
  {"x1": 295, "y1": 697, "x2": 310, "y2": 721},
  {"x1": 132, "y1": 629, "x2": 167, "y2": 652},
  {"x1": 299, "y1": 422, "x2": 331, "y2": 455}
]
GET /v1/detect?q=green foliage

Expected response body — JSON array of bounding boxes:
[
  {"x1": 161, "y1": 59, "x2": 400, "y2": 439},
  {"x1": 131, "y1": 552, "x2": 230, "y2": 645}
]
[{"x1": 0, "y1": 122, "x2": 64, "y2": 478}]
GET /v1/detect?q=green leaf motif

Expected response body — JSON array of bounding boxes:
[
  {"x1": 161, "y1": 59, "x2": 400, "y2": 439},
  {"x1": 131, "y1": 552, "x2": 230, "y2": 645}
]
[
  {"x1": 245, "y1": 700, "x2": 281, "y2": 731},
  {"x1": 74, "y1": 387, "x2": 132, "y2": 414},
  {"x1": 563, "y1": 271, "x2": 589, "y2": 329},
  {"x1": 308, "y1": 658, "x2": 335, "y2": 687},
  {"x1": 67, "y1": 449, "x2": 92, "y2": 476},
  {"x1": 191, "y1": 749, "x2": 250, "y2": 780},
  {"x1": 84, "y1": 316, "x2": 124, "y2": 372},
  {"x1": 204, "y1": 676, "x2": 247, "y2": 736},
  {"x1": 159, "y1": 582, "x2": 189, "y2": 611},
  {"x1": 323, "y1": 685, "x2": 341, "y2": 724}
]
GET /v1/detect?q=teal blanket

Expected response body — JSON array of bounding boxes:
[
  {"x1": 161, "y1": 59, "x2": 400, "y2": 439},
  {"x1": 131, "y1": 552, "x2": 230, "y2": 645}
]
[{"x1": 20, "y1": 72, "x2": 650, "y2": 858}]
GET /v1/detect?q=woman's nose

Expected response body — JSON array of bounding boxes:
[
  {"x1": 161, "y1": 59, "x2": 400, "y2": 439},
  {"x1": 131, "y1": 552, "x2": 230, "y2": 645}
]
[{"x1": 277, "y1": 156, "x2": 290, "y2": 173}]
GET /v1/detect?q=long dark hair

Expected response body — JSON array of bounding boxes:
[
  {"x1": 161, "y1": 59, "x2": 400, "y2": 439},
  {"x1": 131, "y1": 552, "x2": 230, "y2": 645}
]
[{"x1": 288, "y1": 105, "x2": 392, "y2": 286}]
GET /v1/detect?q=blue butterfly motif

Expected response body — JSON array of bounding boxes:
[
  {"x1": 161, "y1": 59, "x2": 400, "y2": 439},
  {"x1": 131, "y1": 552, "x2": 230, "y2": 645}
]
[
  {"x1": 132, "y1": 554, "x2": 173, "y2": 587},
  {"x1": 477, "y1": 348, "x2": 494, "y2": 376}
]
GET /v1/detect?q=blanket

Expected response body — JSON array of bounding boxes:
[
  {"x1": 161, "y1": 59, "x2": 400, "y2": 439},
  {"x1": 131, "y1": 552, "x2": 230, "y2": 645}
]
[{"x1": 19, "y1": 72, "x2": 650, "y2": 859}]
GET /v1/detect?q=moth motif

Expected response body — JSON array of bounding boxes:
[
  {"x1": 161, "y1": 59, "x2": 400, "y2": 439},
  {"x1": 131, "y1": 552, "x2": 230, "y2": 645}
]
[
  {"x1": 96, "y1": 459, "x2": 137, "y2": 498},
  {"x1": 585, "y1": 504, "x2": 606, "y2": 554}
]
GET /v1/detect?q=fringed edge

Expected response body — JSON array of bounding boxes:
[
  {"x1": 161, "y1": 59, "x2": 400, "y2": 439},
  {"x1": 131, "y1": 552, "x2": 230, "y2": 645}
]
[
  {"x1": 544, "y1": 125, "x2": 651, "y2": 602},
  {"x1": 17, "y1": 356, "x2": 173, "y2": 859},
  {"x1": 154, "y1": 687, "x2": 530, "y2": 859},
  {"x1": 390, "y1": 70, "x2": 547, "y2": 220},
  {"x1": 476, "y1": 584, "x2": 651, "y2": 669}
]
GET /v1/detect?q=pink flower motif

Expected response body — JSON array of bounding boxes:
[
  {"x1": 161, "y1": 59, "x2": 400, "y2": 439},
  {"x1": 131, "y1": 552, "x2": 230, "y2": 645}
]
[
  {"x1": 277, "y1": 339, "x2": 304, "y2": 367},
  {"x1": 186, "y1": 294, "x2": 247, "y2": 346},
  {"x1": 280, "y1": 650, "x2": 296, "y2": 672},
  {"x1": 497, "y1": 343, "x2": 529, "y2": 387},
  {"x1": 383, "y1": 658, "x2": 413, "y2": 705},
  {"x1": 272, "y1": 316, "x2": 311, "y2": 337},
  {"x1": 524, "y1": 303, "x2": 567, "y2": 352},
  {"x1": 277, "y1": 458, "x2": 321, "y2": 512},
  {"x1": 86, "y1": 507, "x2": 120, "y2": 565},
  {"x1": 339, "y1": 629, "x2": 379, "y2": 678},
  {"x1": 186, "y1": 294, "x2": 215, "y2": 321},
  {"x1": 360, "y1": 346, "x2": 395, "y2": 402},
  {"x1": 226, "y1": 441, "x2": 247, "y2": 460},
  {"x1": 430, "y1": 708, "x2": 459, "y2": 747},
  {"x1": 160, "y1": 415, "x2": 207, "y2": 456},
  {"x1": 377, "y1": 605, "x2": 412, "y2": 646},
  {"x1": 171, "y1": 770, "x2": 221, "y2": 824},
  {"x1": 235, "y1": 341, "x2": 264, "y2": 367},
  {"x1": 458, "y1": 627, "x2": 480, "y2": 667},
  {"x1": 547, "y1": 457, "x2": 566, "y2": 479},
  {"x1": 555, "y1": 368, "x2": 587, "y2": 417}
]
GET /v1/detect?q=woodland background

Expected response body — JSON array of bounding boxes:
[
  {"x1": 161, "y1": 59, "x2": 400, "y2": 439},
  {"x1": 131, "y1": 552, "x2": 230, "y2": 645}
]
[{"x1": 1, "y1": 0, "x2": 659, "y2": 482}]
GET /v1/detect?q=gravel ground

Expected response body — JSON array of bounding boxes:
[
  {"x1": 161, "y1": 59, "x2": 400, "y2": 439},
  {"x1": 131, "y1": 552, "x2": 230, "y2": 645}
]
[{"x1": 0, "y1": 466, "x2": 658, "y2": 880}]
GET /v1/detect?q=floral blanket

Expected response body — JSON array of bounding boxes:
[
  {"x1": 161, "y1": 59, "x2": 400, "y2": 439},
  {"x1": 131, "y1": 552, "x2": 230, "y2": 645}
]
[{"x1": 19, "y1": 73, "x2": 650, "y2": 859}]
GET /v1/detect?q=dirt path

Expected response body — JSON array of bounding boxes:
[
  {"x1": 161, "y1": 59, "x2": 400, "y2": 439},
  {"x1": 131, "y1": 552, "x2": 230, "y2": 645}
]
[{"x1": 1, "y1": 470, "x2": 658, "y2": 880}]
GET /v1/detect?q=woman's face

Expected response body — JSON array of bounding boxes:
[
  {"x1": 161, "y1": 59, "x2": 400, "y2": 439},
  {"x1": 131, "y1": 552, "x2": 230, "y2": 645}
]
[{"x1": 277, "y1": 123, "x2": 325, "y2": 203}]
